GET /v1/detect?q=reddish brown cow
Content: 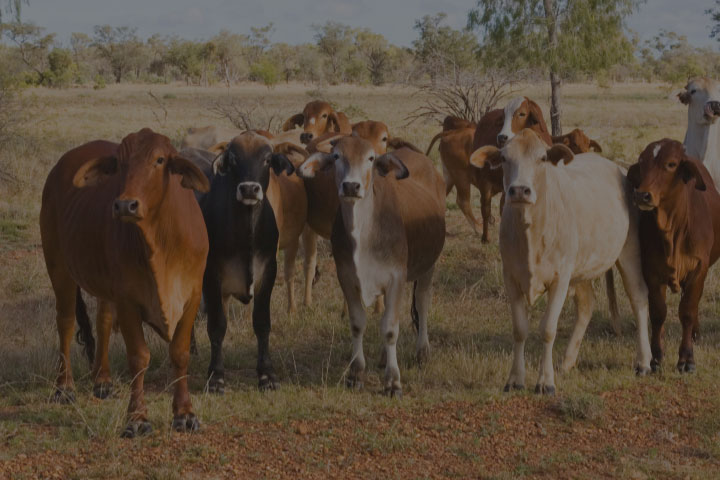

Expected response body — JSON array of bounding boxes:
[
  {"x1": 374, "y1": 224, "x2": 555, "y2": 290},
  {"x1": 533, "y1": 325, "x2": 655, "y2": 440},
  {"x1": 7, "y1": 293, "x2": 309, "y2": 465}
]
[
  {"x1": 282, "y1": 100, "x2": 352, "y2": 144},
  {"x1": 40, "y1": 128, "x2": 209, "y2": 437},
  {"x1": 425, "y1": 116, "x2": 476, "y2": 156},
  {"x1": 552, "y1": 128, "x2": 603, "y2": 155},
  {"x1": 627, "y1": 139, "x2": 720, "y2": 373}
]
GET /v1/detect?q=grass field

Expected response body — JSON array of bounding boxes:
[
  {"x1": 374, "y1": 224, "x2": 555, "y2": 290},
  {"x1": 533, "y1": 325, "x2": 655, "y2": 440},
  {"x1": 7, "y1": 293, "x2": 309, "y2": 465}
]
[{"x1": 2, "y1": 82, "x2": 720, "y2": 479}]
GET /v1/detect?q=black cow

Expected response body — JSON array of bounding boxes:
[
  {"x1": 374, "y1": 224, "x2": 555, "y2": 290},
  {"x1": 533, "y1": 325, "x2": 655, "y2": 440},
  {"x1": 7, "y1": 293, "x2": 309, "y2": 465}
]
[{"x1": 193, "y1": 132, "x2": 294, "y2": 393}]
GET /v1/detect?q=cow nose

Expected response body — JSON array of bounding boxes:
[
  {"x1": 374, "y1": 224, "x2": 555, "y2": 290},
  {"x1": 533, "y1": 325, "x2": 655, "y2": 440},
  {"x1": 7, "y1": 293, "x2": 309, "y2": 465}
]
[
  {"x1": 113, "y1": 199, "x2": 141, "y2": 220},
  {"x1": 300, "y1": 132, "x2": 313, "y2": 144},
  {"x1": 497, "y1": 134, "x2": 508, "y2": 146},
  {"x1": 709, "y1": 101, "x2": 720, "y2": 116},
  {"x1": 240, "y1": 184, "x2": 260, "y2": 197},
  {"x1": 342, "y1": 181, "x2": 361, "y2": 197},
  {"x1": 634, "y1": 190, "x2": 652, "y2": 205},
  {"x1": 507, "y1": 185, "x2": 532, "y2": 202}
]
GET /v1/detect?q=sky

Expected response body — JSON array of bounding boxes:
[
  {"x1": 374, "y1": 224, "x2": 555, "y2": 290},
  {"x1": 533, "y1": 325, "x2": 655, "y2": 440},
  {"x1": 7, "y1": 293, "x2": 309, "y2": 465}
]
[{"x1": 14, "y1": 0, "x2": 718, "y2": 49}]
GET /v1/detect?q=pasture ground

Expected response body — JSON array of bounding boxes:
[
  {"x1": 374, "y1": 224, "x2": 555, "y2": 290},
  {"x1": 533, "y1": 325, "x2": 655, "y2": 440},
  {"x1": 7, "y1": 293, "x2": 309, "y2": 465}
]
[{"x1": 1, "y1": 82, "x2": 720, "y2": 479}]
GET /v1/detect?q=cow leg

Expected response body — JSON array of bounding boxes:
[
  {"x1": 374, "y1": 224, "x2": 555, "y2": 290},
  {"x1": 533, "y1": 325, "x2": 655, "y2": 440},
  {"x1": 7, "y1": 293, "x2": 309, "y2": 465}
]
[
  {"x1": 442, "y1": 163, "x2": 455, "y2": 196},
  {"x1": 505, "y1": 277, "x2": 528, "y2": 391},
  {"x1": 284, "y1": 236, "x2": 299, "y2": 313},
  {"x1": 647, "y1": 281, "x2": 667, "y2": 373},
  {"x1": 677, "y1": 268, "x2": 707, "y2": 373},
  {"x1": 204, "y1": 275, "x2": 227, "y2": 394},
  {"x1": 536, "y1": 275, "x2": 571, "y2": 395},
  {"x1": 479, "y1": 186, "x2": 494, "y2": 244},
  {"x1": 118, "y1": 304, "x2": 151, "y2": 438},
  {"x1": 170, "y1": 293, "x2": 201, "y2": 432},
  {"x1": 374, "y1": 295, "x2": 385, "y2": 314},
  {"x1": 615, "y1": 250, "x2": 652, "y2": 375},
  {"x1": 253, "y1": 256, "x2": 278, "y2": 390},
  {"x1": 381, "y1": 277, "x2": 403, "y2": 397},
  {"x1": 92, "y1": 300, "x2": 114, "y2": 399},
  {"x1": 337, "y1": 265, "x2": 367, "y2": 389},
  {"x1": 455, "y1": 179, "x2": 482, "y2": 238},
  {"x1": 302, "y1": 226, "x2": 318, "y2": 306},
  {"x1": 49, "y1": 275, "x2": 77, "y2": 404},
  {"x1": 561, "y1": 281, "x2": 594, "y2": 374},
  {"x1": 412, "y1": 266, "x2": 435, "y2": 365}
]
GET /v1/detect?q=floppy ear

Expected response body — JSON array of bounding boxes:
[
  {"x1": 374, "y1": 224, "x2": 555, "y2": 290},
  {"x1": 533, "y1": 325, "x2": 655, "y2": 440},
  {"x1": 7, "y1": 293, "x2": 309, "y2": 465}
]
[
  {"x1": 298, "y1": 152, "x2": 335, "y2": 178},
  {"x1": 545, "y1": 144, "x2": 574, "y2": 165},
  {"x1": 312, "y1": 134, "x2": 344, "y2": 154},
  {"x1": 213, "y1": 149, "x2": 231, "y2": 176},
  {"x1": 589, "y1": 140, "x2": 602, "y2": 152},
  {"x1": 72, "y1": 156, "x2": 118, "y2": 188},
  {"x1": 677, "y1": 91, "x2": 691, "y2": 105},
  {"x1": 208, "y1": 141, "x2": 229, "y2": 155},
  {"x1": 679, "y1": 159, "x2": 706, "y2": 191},
  {"x1": 526, "y1": 99, "x2": 542, "y2": 128},
  {"x1": 469, "y1": 146, "x2": 502, "y2": 170},
  {"x1": 282, "y1": 113, "x2": 304, "y2": 131},
  {"x1": 169, "y1": 154, "x2": 210, "y2": 193},
  {"x1": 327, "y1": 112, "x2": 341, "y2": 133},
  {"x1": 626, "y1": 163, "x2": 642, "y2": 189},
  {"x1": 270, "y1": 153, "x2": 295, "y2": 176},
  {"x1": 272, "y1": 141, "x2": 309, "y2": 164},
  {"x1": 374, "y1": 153, "x2": 409, "y2": 180}
]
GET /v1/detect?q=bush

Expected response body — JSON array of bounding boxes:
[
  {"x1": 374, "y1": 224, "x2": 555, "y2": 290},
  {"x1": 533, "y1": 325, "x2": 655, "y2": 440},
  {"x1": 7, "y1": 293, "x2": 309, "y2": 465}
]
[
  {"x1": 249, "y1": 60, "x2": 279, "y2": 89},
  {"x1": 93, "y1": 74, "x2": 107, "y2": 90}
]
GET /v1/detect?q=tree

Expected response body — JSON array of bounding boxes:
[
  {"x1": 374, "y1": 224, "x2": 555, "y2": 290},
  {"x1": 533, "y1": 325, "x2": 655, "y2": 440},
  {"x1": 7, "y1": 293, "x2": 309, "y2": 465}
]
[
  {"x1": 412, "y1": 13, "x2": 478, "y2": 84},
  {"x1": 92, "y1": 25, "x2": 142, "y2": 83},
  {"x1": 708, "y1": 1, "x2": 720, "y2": 41},
  {"x1": 247, "y1": 22, "x2": 274, "y2": 65},
  {"x1": 1, "y1": 0, "x2": 27, "y2": 22},
  {"x1": 1, "y1": 22, "x2": 55, "y2": 82},
  {"x1": 355, "y1": 29, "x2": 390, "y2": 85},
  {"x1": 638, "y1": 30, "x2": 720, "y2": 84},
  {"x1": 469, "y1": 0, "x2": 643, "y2": 135},
  {"x1": 313, "y1": 21, "x2": 354, "y2": 84},
  {"x1": 212, "y1": 30, "x2": 249, "y2": 86}
]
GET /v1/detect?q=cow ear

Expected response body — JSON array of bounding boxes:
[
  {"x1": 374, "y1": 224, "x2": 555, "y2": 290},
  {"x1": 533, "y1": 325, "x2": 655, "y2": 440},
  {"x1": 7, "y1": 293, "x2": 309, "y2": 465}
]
[
  {"x1": 208, "y1": 141, "x2": 228, "y2": 155},
  {"x1": 626, "y1": 163, "x2": 642, "y2": 189},
  {"x1": 298, "y1": 152, "x2": 334, "y2": 178},
  {"x1": 72, "y1": 156, "x2": 118, "y2": 188},
  {"x1": 527, "y1": 100, "x2": 541, "y2": 127},
  {"x1": 679, "y1": 159, "x2": 706, "y2": 191},
  {"x1": 270, "y1": 153, "x2": 295, "y2": 176},
  {"x1": 327, "y1": 112, "x2": 341, "y2": 133},
  {"x1": 469, "y1": 146, "x2": 502, "y2": 170},
  {"x1": 282, "y1": 113, "x2": 304, "y2": 131},
  {"x1": 374, "y1": 153, "x2": 409, "y2": 179},
  {"x1": 589, "y1": 140, "x2": 602, "y2": 152},
  {"x1": 677, "y1": 91, "x2": 691, "y2": 105},
  {"x1": 212, "y1": 150, "x2": 230, "y2": 176},
  {"x1": 545, "y1": 144, "x2": 574, "y2": 165},
  {"x1": 169, "y1": 154, "x2": 210, "y2": 193}
]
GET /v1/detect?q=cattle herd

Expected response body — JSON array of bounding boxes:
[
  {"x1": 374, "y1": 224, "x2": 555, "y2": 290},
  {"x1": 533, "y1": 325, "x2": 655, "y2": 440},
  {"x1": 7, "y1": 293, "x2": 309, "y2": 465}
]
[{"x1": 38, "y1": 78, "x2": 720, "y2": 437}]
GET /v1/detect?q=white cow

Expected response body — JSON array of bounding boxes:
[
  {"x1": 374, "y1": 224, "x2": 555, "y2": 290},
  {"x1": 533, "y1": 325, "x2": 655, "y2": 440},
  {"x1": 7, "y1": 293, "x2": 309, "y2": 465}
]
[
  {"x1": 679, "y1": 77, "x2": 720, "y2": 185},
  {"x1": 470, "y1": 129, "x2": 652, "y2": 394}
]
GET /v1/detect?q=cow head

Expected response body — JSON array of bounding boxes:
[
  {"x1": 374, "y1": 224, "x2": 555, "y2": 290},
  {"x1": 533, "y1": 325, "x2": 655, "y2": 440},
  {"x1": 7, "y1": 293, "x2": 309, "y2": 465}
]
[
  {"x1": 627, "y1": 139, "x2": 706, "y2": 211},
  {"x1": 212, "y1": 132, "x2": 294, "y2": 206},
  {"x1": 72, "y1": 128, "x2": 209, "y2": 223},
  {"x1": 678, "y1": 78, "x2": 720, "y2": 126},
  {"x1": 352, "y1": 120, "x2": 390, "y2": 154},
  {"x1": 469, "y1": 129, "x2": 573, "y2": 205},
  {"x1": 283, "y1": 100, "x2": 342, "y2": 144},
  {"x1": 497, "y1": 97, "x2": 546, "y2": 147},
  {"x1": 556, "y1": 129, "x2": 603, "y2": 154},
  {"x1": 297, "y1": 136, "x2": 408, "y2": 202}
]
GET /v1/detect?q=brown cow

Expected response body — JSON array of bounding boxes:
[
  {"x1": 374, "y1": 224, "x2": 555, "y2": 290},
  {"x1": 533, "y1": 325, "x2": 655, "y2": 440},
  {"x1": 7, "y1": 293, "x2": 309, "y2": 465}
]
[
  {"x1": 40, "y1": 128, "x2": 209, "y2": 437},
  {"x1": 425, "y1": 115, "x2": 475, "y2": 157},
  {"x1": 552, "y1": 128, "x2": 603, "y2": 155},
  {"x1": 282, "y1": 100, "x2": 352, "y2": 144},
  {"x1": 627, "y1": 139, "x2": 720, "y2": 373}
]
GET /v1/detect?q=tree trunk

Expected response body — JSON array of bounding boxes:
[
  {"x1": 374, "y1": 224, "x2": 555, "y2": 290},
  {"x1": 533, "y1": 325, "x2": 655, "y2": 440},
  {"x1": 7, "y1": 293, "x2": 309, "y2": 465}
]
[{"x1": 543, "y1": 0, "x2": 562, "y2": 136}]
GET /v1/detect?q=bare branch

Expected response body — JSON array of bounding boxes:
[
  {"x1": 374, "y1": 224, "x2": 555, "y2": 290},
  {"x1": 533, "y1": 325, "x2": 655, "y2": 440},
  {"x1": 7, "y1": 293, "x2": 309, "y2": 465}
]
[
  {"x1": 146, "y1": 90, "x2": 168, "y2": 128},
  {"x1": 208, "y1": 97, "x2": 282, "y2": 133}
]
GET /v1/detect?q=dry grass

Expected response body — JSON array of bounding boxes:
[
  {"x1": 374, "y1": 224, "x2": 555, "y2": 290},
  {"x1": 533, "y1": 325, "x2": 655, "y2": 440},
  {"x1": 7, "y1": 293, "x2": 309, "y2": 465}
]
[{"x1": 1, "y1": 81, "x2": 719, "y2": 478}]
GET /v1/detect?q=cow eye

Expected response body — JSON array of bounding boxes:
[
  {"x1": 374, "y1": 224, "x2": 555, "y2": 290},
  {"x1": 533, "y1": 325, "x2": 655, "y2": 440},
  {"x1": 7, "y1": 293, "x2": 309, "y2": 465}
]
[
  {"x1": 322, "y1": 114, "x2": 328, "y2": 118},
  {"x1": 690, "y1": 89, "x2": 696, "y2": 95},
  {"x1": 368, "y1": 156, "x2": 374, "y2": 162},
  {"x1": 333, "y1": 153, "x2": 339, "y2": 160},
  {"x1": 156, "y1": 157, "x2": 165, "y2": 165},
  {"x1": 667, "y1": 162, "x2": 677, "y2": 168},
  {"x1": 519, "y1": 113, "x2": 526, "y2": 117},
  {"x1": 382, "y1": 137, "x2": 387, "y2": 142}
]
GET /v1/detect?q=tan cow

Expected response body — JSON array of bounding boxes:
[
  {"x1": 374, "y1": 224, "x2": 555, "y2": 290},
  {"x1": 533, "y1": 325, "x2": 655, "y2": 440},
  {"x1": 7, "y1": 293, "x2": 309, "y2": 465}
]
[
  {"x1": 552, "y1": 128, "x2": 603, "y2": 154},
  {"x1": 298, "y1": 136, "x2": 445, "y2": 397},
  {"x1": 470, "y1": 129, "x2": 651, "y2": 394},
  {"x1": 678, "y1": 77, "x2": 720, "y2": 185},
  {"x1": 283, "y1": 100, "x2": 352, "y2": 144}
]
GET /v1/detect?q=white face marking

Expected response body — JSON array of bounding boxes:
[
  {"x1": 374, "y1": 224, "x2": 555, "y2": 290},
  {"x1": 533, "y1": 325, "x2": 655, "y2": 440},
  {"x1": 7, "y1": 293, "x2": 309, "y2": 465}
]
[
  {"x1": 499, "y1": 97, "x2": 526, "y2": 142},
  {"x1": 236, "y1": 181, "x2": 263, "y2": 205},
  {"x1": 333, "y1": 147, "x2": 375, "y2": 201},
  {"x1": 653, "y1": 144, "x2": 661, "y2": 158},
  {"x1": 309, "y1": 117, "x2": 316, "y2": 126}
]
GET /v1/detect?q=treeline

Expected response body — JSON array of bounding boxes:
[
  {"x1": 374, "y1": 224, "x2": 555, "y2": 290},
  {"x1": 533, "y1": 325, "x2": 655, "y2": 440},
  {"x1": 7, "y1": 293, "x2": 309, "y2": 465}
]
[{"x1": 1, "y1": 14, "x2": 719, "y2": 90}]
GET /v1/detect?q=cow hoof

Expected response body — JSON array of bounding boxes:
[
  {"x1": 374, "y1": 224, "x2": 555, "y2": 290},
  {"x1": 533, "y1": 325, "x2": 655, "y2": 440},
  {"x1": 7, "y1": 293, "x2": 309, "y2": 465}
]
[
  {"x1": 50, "y1": 388, "x2": 75, "y2": 404},
  {"x1": 121, "y1": 420, "x2": 152, "y2": 439},
  {"x1": 93, "y1": 382, "x2": 113, "y2": 399},
  {"x1": 677, "y1": 362, "x2": 696, "y2": 374},
  {"x1": 481, "y1": 236, "x2": 490, "y2": 244},
  {"x1": 207, "y1": 378, "x2": 225, "y2": 395},
  {"x1": 503, "y1": 383, "x2": 524, "y2": 392},
  {"x1": 345, "y1": 376, "x2": 364, "y2": 391},
  {"x1": 650, "y1": 359, "x2": 662, "y2": 373},
  {"x1": 416, "y1": 346, "x2": 430, "y2": 366},
  {"x1": 634, "y1": 366, "x2": 651, "y2": 377},
  {"x1": 534, "y1": 384, "x2": 556, "y2": 396},
  {"x1": 258, "y1": 374, "x2": 278, "y2": 391},
  {"x1": 383, "y1": 386, "x2": 403, "y2": 399},
  {"x1": 172, "y1": 413, "x2": 200, "y2": 433}
]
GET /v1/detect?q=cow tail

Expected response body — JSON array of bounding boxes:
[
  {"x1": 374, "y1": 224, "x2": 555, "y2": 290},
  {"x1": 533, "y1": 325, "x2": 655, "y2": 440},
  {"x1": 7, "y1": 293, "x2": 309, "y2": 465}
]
[
  {"x1": 424, "y1": 132, "x2": 445, "y2": 156},
  {"x1": 74, "y1": 287, "x2": 96, "y2": 366},
  {"x1": 411, "y1": 281, "x2": 420, "y2": 332},
  {"x1": 605, "y1": 269, "x2": 621, "y2": 336}
]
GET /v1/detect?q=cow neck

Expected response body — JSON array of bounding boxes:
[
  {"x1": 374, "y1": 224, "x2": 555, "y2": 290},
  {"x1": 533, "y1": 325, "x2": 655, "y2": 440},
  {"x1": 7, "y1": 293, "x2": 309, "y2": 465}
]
[
  {"x1": 654, "y1": 184, "x2": 694, "y2": 291},
  {"x1": 224, "y1": 182, "x2": 259, "y2": 248},
  {"x1": 684, "y1": 119, "x2": 720, "y2": 182},
  {"x1": 339, "y1": 185, "x2": 377, "y2": 257}
]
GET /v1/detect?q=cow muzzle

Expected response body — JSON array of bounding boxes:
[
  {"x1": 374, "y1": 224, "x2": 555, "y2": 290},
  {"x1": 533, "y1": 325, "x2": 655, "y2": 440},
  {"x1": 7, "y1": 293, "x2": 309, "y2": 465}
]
[
  {"x1": 497, "y1": 134, "x2": 508, "y2": 147},
  {"x1": 300, "y1": 132, "x2": 314, "y2": 144},
  {"x1": 507, "y1": 185, "x2": 533, "y2": 204},
  {"x1": 704, "y1": 101, "x2": 720, "y2": 121},
  {"x1": 340, "y1": 181, "x2": 362, "y2": 201},
  {"x1": 113, "y1": 198, "x2": 143, "y2": 222},
  {"x1": 237, "y1": 182, "x2": 263, "y2": 206},
  {"x1": 633, "y1": 190, "x2": 655, "y2": 211}
]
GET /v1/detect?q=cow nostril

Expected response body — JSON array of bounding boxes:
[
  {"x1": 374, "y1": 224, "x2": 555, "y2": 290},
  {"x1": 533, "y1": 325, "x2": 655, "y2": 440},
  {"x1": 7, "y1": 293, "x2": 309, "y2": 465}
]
[
  {"x1": 523, "y1": 188, "x2": 531, "y2": 196},
  {"x1": 643, "y1": 192, "x2": 651, "y2": 202},
  {"x1": 113, "y1": 201, "x2": 120, "y2": 212},
  {"x1": 128, "y1": 200, "x2": 138, "y2": 213},
  {"x1": 508, "y1": 187, "x2": 516, "y2": 196},
  {"x1": 252, "y1": 185, "x2": 260, "y2": 194}
]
